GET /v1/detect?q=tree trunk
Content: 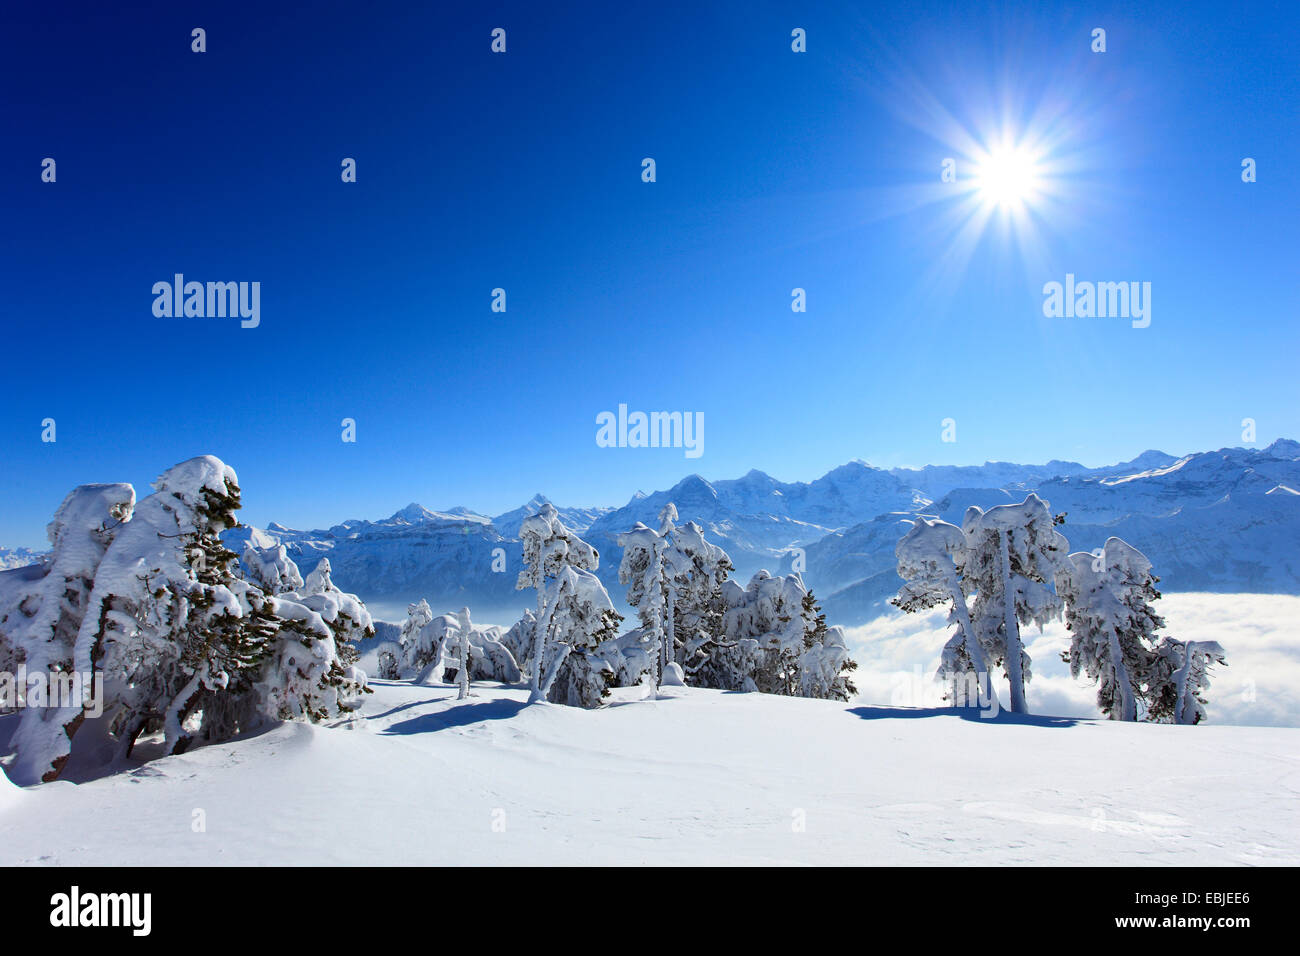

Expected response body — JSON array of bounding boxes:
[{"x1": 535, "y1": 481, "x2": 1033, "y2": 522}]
[
  {"x1": 998, "y1": 532, "x2": 1028, "y2": 714},
  {"x1": 1173, "y1": 642, "x2": 1196, "y2": 725},
  {"x1": 946, "y1": 567, "x2": 1000, "y2": 713},
  {"x1": 662, "y1": 586, "x2": 675, "y2": 682},
  {"x1": 538, "y1": 642, "x2": 573, "y2": 702},
  {"x1": 457, "y1": 634, "x2": 470, "y2": 701},
  {"x1": 164, "y1": 671, "x2": 205, "y2": 755},
  {"x1": 1108, "y1": 626, "x2": 1136, "y2": 721},
  {"x1": 529, "y1": 590, "x2": 548, "y2": 703}
]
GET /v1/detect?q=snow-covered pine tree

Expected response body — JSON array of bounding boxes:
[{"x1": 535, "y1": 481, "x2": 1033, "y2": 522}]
[
  {"x1": 375, "y1": 643, "x2": 401, "y2": 681},
  {"x1": 616, "y1": 503, "x2": 732, "y2": 687},
  {"x1": 688, "y1": 573, "x2": 770, "y2": 692},
  {"x1": 499, "y1": 609, "x2": 536, "y2": 682},
  {"x1": 617, "y1": 512, "x2": 671, "y2": 686},
  {"x1": 892, "y1": 516, "x2": 999, "y2": 710},
  {"x1": 194, "y1": 581, "x2": 290, "y2": 740},
  {"x1": 402, "y1": 599, "x2": 435, "y2": 654},
  {"x1": 656, "y1": 505, "x2": 678, "y2": 679},
  {"x1": 374, "y1": 600, "x2": 431, "y2": 681},
  {"x1": 586, "y1": 624, "x2": 659, "y2": 689},
  {"x1": 462, "y1": 624, "x2": 522, "y2": 684},
  {"x1": 2, "y1": 458, "x2": 372, "y2": 778},
  {"x1": 227, "y1": 539, "x2": 370, "y2": 729},
  {"x1": 253, "y1": 588, "x2": 369, "y2": 724},
  {"x1": 0, "y1": 483, "x2": 135, "y2": 783},
  {"x1": 538, "y1": 567, "x2": 622, "y2": 707},
  {"x1": 78, "y1": 456, "x2": 273, "y2": 758},
  {"x1": 1145, "y1": 638, "x2": 1227, "y2": 725},
  {"x1": 386, "y1": 602, "x2": 520, "y2": 686},
  {"x1": 1058, "y1": 537, "x2": 1164, "y2": 722},
  {"x1": 796, "y1": 589, "x2": 858, "y2": 701},
  {"x1": 450, "y1": 607, "x2": 472, "y2": 700},
  {"x1": 961, "y1": 494, "x2": 1069, "y2": 714},
  {"x1": 689, "y1": 612, "x2": 763, "y2": 691},
  {"x1": 298, "y1": 558, "x2": 373, "y2": 667},
  {"x1": 720, "y1": 571, "x2": 803, "y2": 694},
  {"x1": 711, "y1": 570, "x2": 854, "y2": 698},
  {"x1": 515, "y1": 503, "x2": 600, "y2": 703},
  {"x1": 240, "y1": 539, "x2": 303, "y2": 595},
  {"x1": 392, "y1": 598, "x2": 440, "y2": 681},
  {"x1": 662, "y1": 517, "x2": 733, "y2": 681}
]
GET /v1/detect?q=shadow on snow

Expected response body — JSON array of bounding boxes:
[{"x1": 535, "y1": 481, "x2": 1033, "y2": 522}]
[
  {"x1": 382, "y1": 698, "x2": 529, "y2": 735},
  {"x1": 847, "y1": 705, "x2": 1084, "y2": 728}
]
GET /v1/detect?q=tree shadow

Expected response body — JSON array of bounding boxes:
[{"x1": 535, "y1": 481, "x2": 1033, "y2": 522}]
[
  {"x1": 50, "y1": 719, "x2": 288, "y2": 786},
  {"x1": 382, "y1": 698, "x2": 529, "y2": 735},
  {"x1": 362, "y1": 697, "x2": 445, "y2": 723},
  {"x1": 847, "y1": 705, "x2": 1084, "y2": 728}
]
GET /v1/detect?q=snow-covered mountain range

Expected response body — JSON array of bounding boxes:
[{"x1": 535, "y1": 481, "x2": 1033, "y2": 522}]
[
  {"x1": 7, "y1": 444, "x2": 1283, "y2": 623},
  {"x1": 0, "y1": 547, "x2": 45, "y2": 572},
  {"x1": 208, "y1": 439, "x2": 1300, "y2": 625}
]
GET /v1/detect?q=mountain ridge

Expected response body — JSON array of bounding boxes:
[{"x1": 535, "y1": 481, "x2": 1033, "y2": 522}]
[
  {"x1": 6, "y1": 443, "x2": 1295, "y2": 626},
  {"x1": 221, "y1": 441, "x2": 1300, "y2": 624}
]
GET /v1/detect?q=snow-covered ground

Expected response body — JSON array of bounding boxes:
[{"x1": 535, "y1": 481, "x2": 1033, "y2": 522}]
[
  {"x1": 0, "y1": 769, "x2": 22, "y2": 811},
  {"x1": 2, "y1": 675, "x2": 1296, "y2": 866}
]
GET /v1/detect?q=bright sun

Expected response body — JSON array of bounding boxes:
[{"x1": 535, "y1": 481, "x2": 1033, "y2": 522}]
[
  {"x1": 894, "y1": 79, "x2": 1090, "y2": 285},
  {"x1": 974, "y1": 145, "x2": 1041, "y2": 209}
]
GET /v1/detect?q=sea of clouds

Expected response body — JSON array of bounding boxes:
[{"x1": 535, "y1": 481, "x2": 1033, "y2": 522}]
[{"x1": 842, "y1": 593, "x2": 1300, "y2": 727}]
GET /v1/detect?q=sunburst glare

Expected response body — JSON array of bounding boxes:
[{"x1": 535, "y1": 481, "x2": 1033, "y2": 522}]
[{"x1": 973, "y1": 142, "x2": 1044, "y2": 211}]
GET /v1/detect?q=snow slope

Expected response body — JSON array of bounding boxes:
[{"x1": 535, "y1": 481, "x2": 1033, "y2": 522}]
[
  {"x1": 0, "y1": 771, "x2": 21, "y2": 811},
  {"x1": 1, "y1": 678, "x2": 1296, "y2": 866}
]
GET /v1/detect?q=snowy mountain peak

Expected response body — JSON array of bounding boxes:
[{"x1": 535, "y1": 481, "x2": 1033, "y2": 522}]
[
  {"x1": 384, "y1": 503, "x2": 490, "y2": 526},
  {"x1": 490, "y1": 494, "x2": 611, "y2": 541},
  {"x1": 1264, "y1": 438, "x2": 1300, "y2": 459},
  {"x1": 1122, "y1": 449, "x2": 1178, "y2": 470},
  {"x1": 390, "y1": 502, "x2": 436, "y2": 524},
  {"x1": 668, "y1": 473, "x2": 720, "y2": 503},
  {"x1": 825, "y1": 460, "x2": 878, "y2": 478}
]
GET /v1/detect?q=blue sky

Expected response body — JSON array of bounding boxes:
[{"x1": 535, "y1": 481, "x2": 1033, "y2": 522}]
[{"x1": 2, "y1": 0, "x2": 1297, "y2": 547}]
